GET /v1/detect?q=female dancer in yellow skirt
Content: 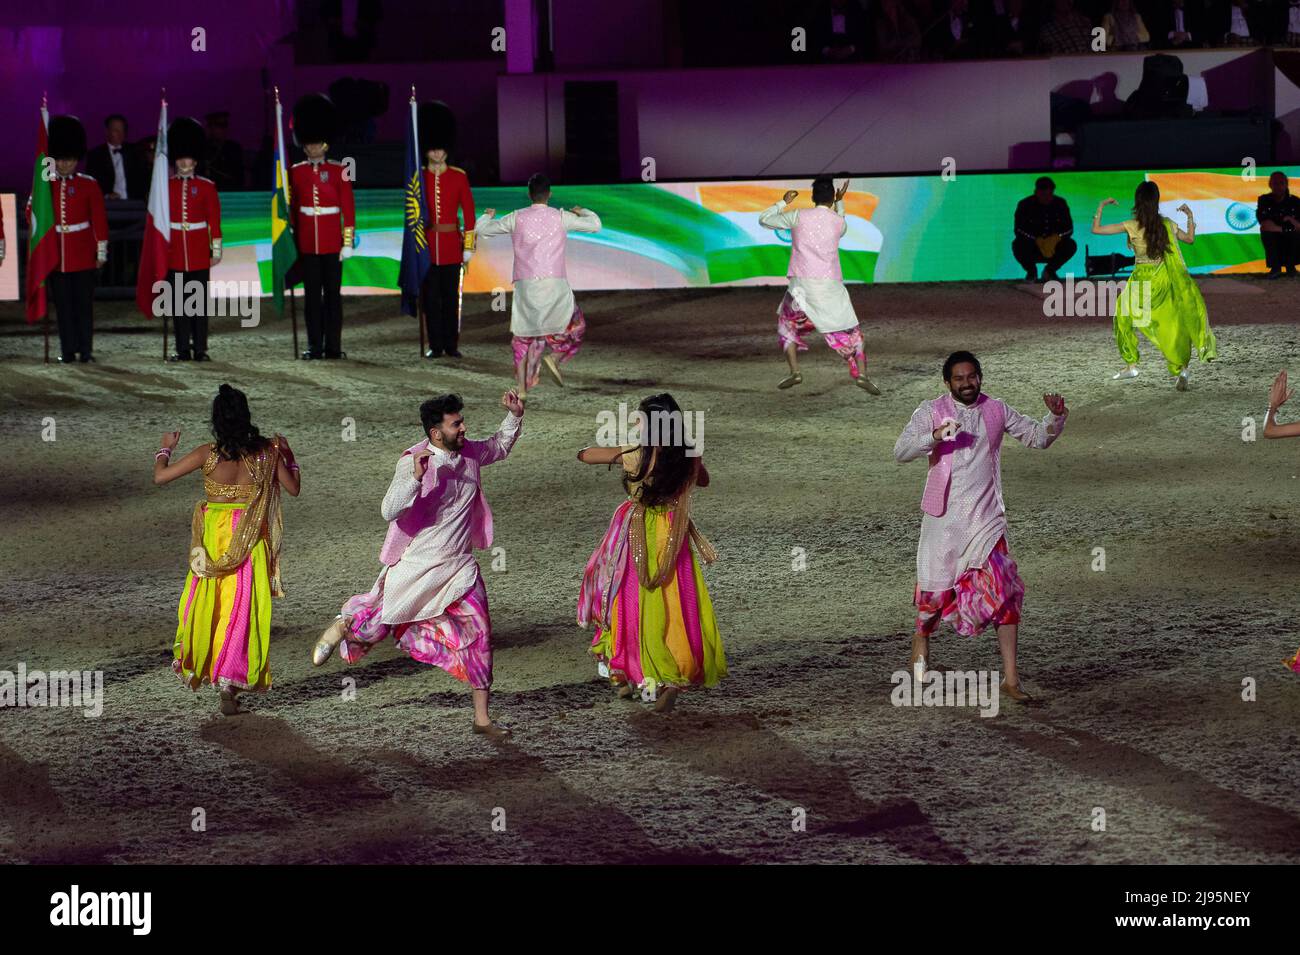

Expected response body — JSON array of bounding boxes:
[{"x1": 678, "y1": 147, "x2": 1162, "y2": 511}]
[
  {"x1": 1092, "y1": 181, "x2": 1217, "y2": 391},
  {"x1": 153, "y1": 384, "x2": 300, "y2": 714},
  {"x1": 577, "y1": 393, "x2": 726, "y2": 713}
]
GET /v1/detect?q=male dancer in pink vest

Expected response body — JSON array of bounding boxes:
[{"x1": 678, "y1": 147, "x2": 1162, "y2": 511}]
[
  {"x1": 759, "y1": 176, "x2": 881, "y2": 395},
  {"x1": 894, "y1": 351, "x2": 1067, "y2": 701},
  {"x1": 474, "y1": 173, "x2": 601, "y2": 401},
  {"x1": 313, "y1": 389, "x2": 524, "y2": 739}
]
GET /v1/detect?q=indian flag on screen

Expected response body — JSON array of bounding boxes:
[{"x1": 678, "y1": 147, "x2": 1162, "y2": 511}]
[
  {"x1": 696, "y1": 184, "x2": 883, "y2": 284},
  {"x1": 1145, "y1": 171, "x2": 1267, "y2": 273}
]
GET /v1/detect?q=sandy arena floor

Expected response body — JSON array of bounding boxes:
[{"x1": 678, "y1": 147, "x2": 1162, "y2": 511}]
[{"x1": 1, "y1": 277, "x2": 1299, "y2": 864}]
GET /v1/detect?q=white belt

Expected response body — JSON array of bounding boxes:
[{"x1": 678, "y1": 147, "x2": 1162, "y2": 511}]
[
  {"x1": 299, "y1": 206, "x2": 340, "y2": 216},
  {"x1": 170, "y1": 221, "x2": 208, "y2": 231},
  {"x1": 57, "y1": 222, "x2": 89, "y2": 233}
]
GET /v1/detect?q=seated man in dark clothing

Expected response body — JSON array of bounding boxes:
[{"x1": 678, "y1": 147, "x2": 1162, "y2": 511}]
[
  {"x1": 1257, "y1": 171, "x2": 1300, "y2": 278},
  {"x1": 1012, "y1": 176, "x2": 1077, "y2": 282}
]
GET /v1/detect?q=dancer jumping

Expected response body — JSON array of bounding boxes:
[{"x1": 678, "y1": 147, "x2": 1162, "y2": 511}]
[
  {"x1": 474, "y1": 173, "x2": 599, "y2": 401},
  {"x1": 1092, "y1": 181, "x2": 1217, "y2": 390},
  {"x1": 758, "y1": 175, "x2": 881, "y2": 395},
  {"x1": 894, "y1": 351, "x2": 1067, "y2": 701},
  {"x1": 312, "y1": 390, "x2": 524, "y2": 739},
  {"x1": 153, "y1": 384, "x2": 300, "y2": 715},
  {"x1": 577, "y1": 393, "x2": 726, "y2": 713}
]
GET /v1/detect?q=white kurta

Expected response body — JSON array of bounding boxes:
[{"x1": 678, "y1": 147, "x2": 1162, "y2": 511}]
[
  {"x1": 376, "y1": 412, "x2": 522, "y2": 624},
  {"x1": 757, "y1": 199, "x2": 858, "y2": 334},
  {"x1": 475, "y1": 208, "x2": 602, "y2": 337},
  {"x1": 894, "y1": 396, "x2": 1065, "y2": 591}
]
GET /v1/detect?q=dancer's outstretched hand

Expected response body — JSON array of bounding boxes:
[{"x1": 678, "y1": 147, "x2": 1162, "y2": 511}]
[
  {"x1": 1099, "y1": 198, "x2": 1118, "y2": 208},
  {"x1": 1270, "y1": 370, "x2": 1293, "y2": 411},
  {"x1": 160, "y1": 431, "x2": 181, "y2": 451},
  {"x1": 1043, "y1": 393, "x2": 1067, "y2": 416},
  {"x1": 502, "y1": 388, "x2": 525, "y2": 416},
  {"x1": 835, "y1": 180, "x2": 849, "y2": 202},
  {"x1": 782, "y1": 190, "x2": 798, "y2": 204}
]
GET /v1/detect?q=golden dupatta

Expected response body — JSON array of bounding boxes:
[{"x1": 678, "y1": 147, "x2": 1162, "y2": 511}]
[
  {"x1": 189, "y1": 441, "x2": 285, "y2": 596},
  {"x1": 625, "y1": 456, "x2": 717, "y2": 591}
]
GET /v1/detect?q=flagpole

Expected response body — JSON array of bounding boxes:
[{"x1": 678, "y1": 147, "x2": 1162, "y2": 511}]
[
  {"x1": 275, "y1": 86, "x2": 300, "y2": 359},
  {"x1": 411, "y1": 87, "x2": 426, "y2": 360},
  {"x1": 40, "y1": 93, "x2": 50, "y2": 363},
  {"x1": 161, "y1": 91, "x2": 169, "y2": 362}
]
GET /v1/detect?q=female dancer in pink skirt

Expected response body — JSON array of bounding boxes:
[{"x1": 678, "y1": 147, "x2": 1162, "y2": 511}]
[{"x1": 577, "y1": 393, "x2": 726, "y2": 713}]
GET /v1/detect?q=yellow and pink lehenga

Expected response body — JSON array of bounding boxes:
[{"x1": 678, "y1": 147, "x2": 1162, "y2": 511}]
[{"x1": 173, "y1": 442, "x2": 284, "y2": 693}]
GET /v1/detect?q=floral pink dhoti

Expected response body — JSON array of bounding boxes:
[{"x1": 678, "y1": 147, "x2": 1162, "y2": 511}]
[
  {"x1": 512, "y1": 307, "x2": 586, "y2": 389},
  {"x1": 338, "y1": 570, "x2": 493, "y2": 689},
  {"x1": 777, "y1": 292, "x2": 866, "y2": 377},
  {"x1": 914, "y1": 537, "x2": 1024, "y2": 638}
]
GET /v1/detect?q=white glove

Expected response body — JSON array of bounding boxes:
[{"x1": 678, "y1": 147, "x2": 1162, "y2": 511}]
[
  {"x1": 0, "y1": 239, "x2": 6, "y2": 265},
  {"x1": 96, "y1": 240, "x2": 108, "y2": 266},
  {"x1": 462, "y1": 249, "x2": 472, "y2": 265},
  {"x1": 340, "y1": 245, "x2": 353, "y2": 261},
  {"x1": 210, "y1": 239, "x2": 222, "y2": 267}
]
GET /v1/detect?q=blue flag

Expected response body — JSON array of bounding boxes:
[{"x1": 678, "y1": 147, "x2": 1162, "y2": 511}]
[{"x1": 398, "y1": 97, "x2": 430, "y2": 317}]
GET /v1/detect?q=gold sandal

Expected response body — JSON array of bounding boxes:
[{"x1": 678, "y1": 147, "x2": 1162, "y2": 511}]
[{"x1": 312, "y1": 617, "x2": 348, "y2": 667}]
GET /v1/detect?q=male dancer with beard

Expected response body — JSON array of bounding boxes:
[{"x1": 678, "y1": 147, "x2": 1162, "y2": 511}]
[
  {"x1": 312, "y1": 389, "x2": 524, "y2": 739},
  {"x1": 893, "y1": 351, "x2": 1067, "y2": 701},
  {"x1": 758, "y1": 175, "x2": 880, "y2": 395}
]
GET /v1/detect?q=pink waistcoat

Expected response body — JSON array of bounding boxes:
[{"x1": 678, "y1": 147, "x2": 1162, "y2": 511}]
[
  {"x1": 920, "y1": 394, "x2": 1005, "y2": 517},
  {"x1": 378, "y1": 441, "x2": 494, "y2": 566},
  {"x1": 788, "y1": 206, "x2": 844, "y2": 281},
  {"x1": 512, "y1": 205, "x2": 568, "y2": 282}
]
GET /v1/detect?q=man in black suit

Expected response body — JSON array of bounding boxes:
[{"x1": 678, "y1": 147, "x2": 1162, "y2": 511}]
[
  {"x1": 86, "y1": 114, "x2": 147, "y2": 201},
  {"x1": 1149, "y1": 0, "x2": 1207, "y2": 47},
  {"x1": 812, "y1": 0, "x2": 872, "y2": 61},
  {"x1": 204, "y1": 111, "x2": 245, "y2": 192}
]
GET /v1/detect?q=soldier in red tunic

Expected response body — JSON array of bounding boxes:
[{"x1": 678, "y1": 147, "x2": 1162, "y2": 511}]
[
  {"x1": 47, "y1": 115, "x2": 109, "y2": 364},
  {"x1": 418, "y1": 101, "x2": 475, "y2": 359},
  {"x1": 165, "y1": 117, "x2": 223, "y2": 362},
  {"x1": 290, "y1": 93, "x2": 356, "y2": 360}
]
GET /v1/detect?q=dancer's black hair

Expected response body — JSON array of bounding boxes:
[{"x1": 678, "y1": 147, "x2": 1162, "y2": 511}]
[
  {"x1": 811, "y1": 175, "x2": 835, "y2": 205},
  {"x1": 210, "y1": 384, "x2": 267, "y2": 461},
  {"x1": 943, "y1": 350, "x2": 982, "y2": 381},
  {"x1": 528, "y1": 173, "x2": 551, "y2": 202},
  {"x1": 1133, "y1": 180, "x2": 1170, "y2": 262},
  {"x1": 625, "y1": 393, "x2": 697, "y2": 508},
  {"x1": 420, "y1": 394, "x2": 464, "y2": 437}
]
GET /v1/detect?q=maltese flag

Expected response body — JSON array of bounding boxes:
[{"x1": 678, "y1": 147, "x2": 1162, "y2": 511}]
[{"x1": 136, "y1": 97, "x2": 171, "y2": 318}]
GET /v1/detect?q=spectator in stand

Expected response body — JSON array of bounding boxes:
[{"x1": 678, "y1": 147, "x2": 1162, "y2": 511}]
[
  {"x1": 926, "y1": 0, "x2": 982, "y2": 58},
  {"x1": 86, "y1": 114, "x2": 147, "y2": 201},
  {"x1": 875, "y1": 0, "x2": 924, "y2": 61},
  {"x1": 986, "y1": 0, "x2": 1039, "y2": 55},
  {"x1": 812, "y1": 0, "x2": 872, "y2": 62},
  {"x1": 1150, "y1": 0, "x2": 1204, "y2": 47},
  {"x1": 1039, "y1": 0, "x2": 1096, "y2": 52},
  {"x1": 204, "y1": 111, "x2": 245, "y2": 192},
  {"x1": 1215, "y1": 0, "x2": 1260, "y2": 44},
  {"x1": 1288, "y1": 0, "x2": 1300, "y2": 45},
  {"x1": 1101, "y1": 0, "x2": 1150, "y2": 48},
  {"x1": 1257, "y1": 171, "x2": 1300, "y2": 278}
]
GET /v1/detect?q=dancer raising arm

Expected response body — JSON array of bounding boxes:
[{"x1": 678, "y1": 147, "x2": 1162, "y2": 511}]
[
  {"x1": 153, "y1": 384, "x2": 300, "y2": 715},
  {"x1": 1092, "y1": 181, "x2": 1216, "y2": 390}
]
